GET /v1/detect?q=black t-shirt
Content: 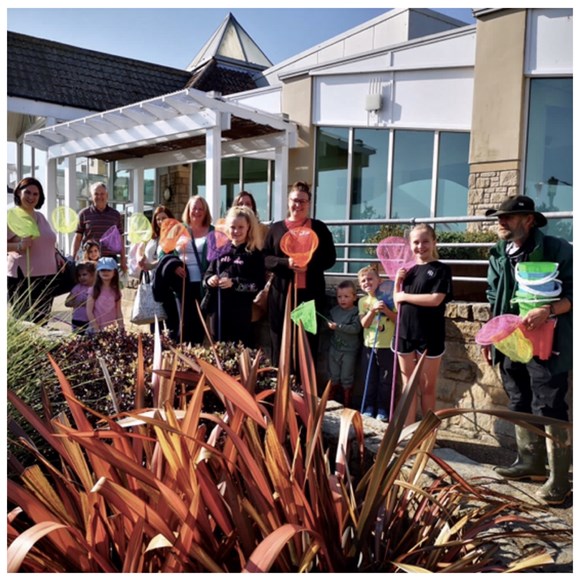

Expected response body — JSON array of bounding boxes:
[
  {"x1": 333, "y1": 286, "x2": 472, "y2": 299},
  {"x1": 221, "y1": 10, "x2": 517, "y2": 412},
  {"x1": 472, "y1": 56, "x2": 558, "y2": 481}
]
[{"x1": 399, "y1": 261, "x2": 453, "y2": 342}]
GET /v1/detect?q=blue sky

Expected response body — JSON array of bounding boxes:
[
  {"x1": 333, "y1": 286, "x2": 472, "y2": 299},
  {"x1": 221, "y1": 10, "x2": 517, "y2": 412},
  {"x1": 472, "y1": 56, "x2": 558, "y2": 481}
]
[{"x1": 6, "y1": 6, "x2": 476, "y2": 70}]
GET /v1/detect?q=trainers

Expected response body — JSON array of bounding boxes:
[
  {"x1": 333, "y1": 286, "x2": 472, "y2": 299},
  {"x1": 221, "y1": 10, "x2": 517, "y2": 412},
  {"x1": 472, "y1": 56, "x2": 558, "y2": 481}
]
[
  {"x1": 362, "y1": 411, "x2": 374, "y2": 418},
  {"x1": 376, "y1": 413, "x2": 388, "y2": 422}
]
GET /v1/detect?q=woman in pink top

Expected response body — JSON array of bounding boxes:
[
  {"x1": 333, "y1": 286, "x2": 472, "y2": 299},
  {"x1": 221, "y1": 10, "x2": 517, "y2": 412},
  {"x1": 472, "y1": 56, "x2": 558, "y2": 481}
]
[
  {"x1": 87, "y1": 257, "x2": 124, "y2": 332},
  {"x1": 7, "y1": 177, "x2": 63, "y2": 323}
]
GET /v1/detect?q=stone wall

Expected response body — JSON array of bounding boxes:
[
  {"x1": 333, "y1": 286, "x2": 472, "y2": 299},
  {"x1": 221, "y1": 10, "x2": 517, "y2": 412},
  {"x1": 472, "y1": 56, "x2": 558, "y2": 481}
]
[
  {"x1": 467, "y1": 168, "x2": 519, "y2": 231},
  {"x1": 439, "y1": 302, "x2": 512, "y2": 443}
]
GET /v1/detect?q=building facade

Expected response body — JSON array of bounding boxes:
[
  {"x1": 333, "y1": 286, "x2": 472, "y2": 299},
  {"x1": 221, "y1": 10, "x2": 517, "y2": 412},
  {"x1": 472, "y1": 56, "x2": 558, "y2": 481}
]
[{"x1": 7, "y1": 8, "x2": 573, "y2": 264}]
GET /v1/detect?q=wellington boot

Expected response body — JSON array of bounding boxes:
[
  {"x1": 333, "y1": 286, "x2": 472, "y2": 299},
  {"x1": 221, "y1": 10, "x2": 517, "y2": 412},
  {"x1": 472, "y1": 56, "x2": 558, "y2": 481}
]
[
  {"x1": 494, "y1": 425, "x2": 547, "y2": 481},
  {"x1": 536, "y1": 425, "x2": 572, "y2": 505}
]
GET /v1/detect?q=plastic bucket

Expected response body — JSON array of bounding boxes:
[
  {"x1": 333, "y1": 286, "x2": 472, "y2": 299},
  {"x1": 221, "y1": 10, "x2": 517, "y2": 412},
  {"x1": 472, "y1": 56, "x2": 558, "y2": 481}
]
[
  {"x1": 521, "y1": 318, "x2": 557, "y2": 360},
  {"x1": 511, "y1": 296, "x2": 558, "y2": 317},
  {"x1": 517, "y1": 280, "x2": 562, "y2": 297},
  {"x1": 516, "y1": 262, "x2": 559, "y2": 280}
]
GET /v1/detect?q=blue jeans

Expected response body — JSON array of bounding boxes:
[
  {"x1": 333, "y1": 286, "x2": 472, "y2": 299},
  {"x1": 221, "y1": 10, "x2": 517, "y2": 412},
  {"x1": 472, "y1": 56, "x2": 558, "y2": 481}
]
[{"x1": 361, "y1": 346, "x2": 394, "y2": 417}]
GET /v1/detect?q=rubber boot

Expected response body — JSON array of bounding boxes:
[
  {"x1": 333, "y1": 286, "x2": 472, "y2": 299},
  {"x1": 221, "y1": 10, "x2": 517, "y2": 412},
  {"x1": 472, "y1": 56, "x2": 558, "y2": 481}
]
[
  {"x1": 343, "y1": 387, "x2": 353, "y2": 408},
  {"x1": 494, "y1": 425, "x2": 547, "y2": 481},
  {"x1": 536, "y1": 425, "x2": 572, "y2": 505}
]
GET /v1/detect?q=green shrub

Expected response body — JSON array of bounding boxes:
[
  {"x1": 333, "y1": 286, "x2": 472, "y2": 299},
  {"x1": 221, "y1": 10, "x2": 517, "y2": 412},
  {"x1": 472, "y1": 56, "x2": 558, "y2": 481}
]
[{"x1": 366, "y1": 225, "x2": 496, "y2": 260}]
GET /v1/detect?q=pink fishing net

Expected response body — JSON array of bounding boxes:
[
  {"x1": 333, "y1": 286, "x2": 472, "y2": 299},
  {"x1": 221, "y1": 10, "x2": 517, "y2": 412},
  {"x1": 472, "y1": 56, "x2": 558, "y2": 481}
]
[
  {"x1": 280, "y1": 227, "x2": 319, "y2": 267},
  {"x1": 376, "y1": 236, "x2": 415, "y2": 279}
]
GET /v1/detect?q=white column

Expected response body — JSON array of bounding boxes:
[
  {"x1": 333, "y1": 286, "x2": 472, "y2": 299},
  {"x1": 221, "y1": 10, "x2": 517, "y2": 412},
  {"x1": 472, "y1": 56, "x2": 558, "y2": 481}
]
[
  {"x1": 62, "y1": 156, "x2": 77, "y2": 254},
  {"x1": 44, "y1": 157, "x2": 57, "y2": 221},
  {"x1": 273, "y1": 143, "x2": 289, "y2": 221},
  {"x1": 205, "y1": 124, "x2": 222, "y2": 221},
  {"x1": 132, "y1": 168, "x2": 144, "y2": 213}
]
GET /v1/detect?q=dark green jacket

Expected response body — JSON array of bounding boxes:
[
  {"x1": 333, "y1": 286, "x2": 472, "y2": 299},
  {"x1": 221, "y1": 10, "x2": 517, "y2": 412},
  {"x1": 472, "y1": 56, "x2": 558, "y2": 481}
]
[{"x1": 486, "y1": 227, "x2": 572, "y2": 373}]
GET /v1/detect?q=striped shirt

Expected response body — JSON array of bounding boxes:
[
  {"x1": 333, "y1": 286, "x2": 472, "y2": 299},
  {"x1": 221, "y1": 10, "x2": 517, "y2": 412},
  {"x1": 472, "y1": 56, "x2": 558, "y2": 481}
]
[{"x1": 76, "y1": 204, "x2": 123, "y2": 257}]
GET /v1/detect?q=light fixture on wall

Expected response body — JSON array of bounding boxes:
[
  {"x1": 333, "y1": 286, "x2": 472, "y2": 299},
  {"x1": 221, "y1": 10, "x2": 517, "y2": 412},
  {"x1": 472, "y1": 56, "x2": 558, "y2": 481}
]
[{"x1": 163, "y1": 186, "x2": 173, "y2": 202}]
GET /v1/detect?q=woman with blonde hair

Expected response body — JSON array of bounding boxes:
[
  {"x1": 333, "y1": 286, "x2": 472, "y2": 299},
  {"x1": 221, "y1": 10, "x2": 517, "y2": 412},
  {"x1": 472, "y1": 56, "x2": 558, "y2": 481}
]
[{"x1": 203, "y1": 205, "x2": 265, "y2": 346}]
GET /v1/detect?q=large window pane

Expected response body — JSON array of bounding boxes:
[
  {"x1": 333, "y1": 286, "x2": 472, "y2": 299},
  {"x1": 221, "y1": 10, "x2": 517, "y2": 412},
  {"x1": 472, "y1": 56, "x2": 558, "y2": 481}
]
[
  {"x1": 242, "y1": 157, "x2": 271, "y2": 222},
  {"x1": 314, "y1": 127, "x2": 350, "y2": 273},
  {"x1": 436, "y1": 132, "x2": 470, "y2": 232},
  {"x1": 350, "y1": 128, "x2": 389, "y2": 272},
  {"x1": 391, "y1": 130, "x2": 433, "y2": 219},
  {"x1": 314, "y1": 127, "x2": 349, "y2": 221},
  {"x1": 524, "y1": 78, "x2": 572, "y2": 240}
]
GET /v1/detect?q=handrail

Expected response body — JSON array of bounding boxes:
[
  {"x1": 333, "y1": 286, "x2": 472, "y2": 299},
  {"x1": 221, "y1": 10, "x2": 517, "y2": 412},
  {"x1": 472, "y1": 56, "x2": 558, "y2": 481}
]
[{"x1": 323, "y1": 211, "x2": 573, "y2": 283}]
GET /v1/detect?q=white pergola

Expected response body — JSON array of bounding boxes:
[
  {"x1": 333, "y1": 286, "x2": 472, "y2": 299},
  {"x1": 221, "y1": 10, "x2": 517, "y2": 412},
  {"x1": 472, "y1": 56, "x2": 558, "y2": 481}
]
[{"x1": 24, "y1": 86, "x2": 299, "y2": 229}]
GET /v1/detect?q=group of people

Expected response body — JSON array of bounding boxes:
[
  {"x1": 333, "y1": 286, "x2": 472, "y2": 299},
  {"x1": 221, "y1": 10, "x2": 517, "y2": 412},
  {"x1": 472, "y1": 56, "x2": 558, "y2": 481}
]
[{"x1": 7, "y1": 175, "x2": 572, "y2": 503}]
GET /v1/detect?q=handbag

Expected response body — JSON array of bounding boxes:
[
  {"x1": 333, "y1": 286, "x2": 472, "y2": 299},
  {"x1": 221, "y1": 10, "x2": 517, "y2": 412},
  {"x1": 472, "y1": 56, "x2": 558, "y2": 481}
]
[
  {"x1": 131, "y1": 271, "x2": 168, "y2": 325},
  {"x1": 51, "y1": 250, "x2": 76, "y2": 297},
  {"x1": 252, "y1": 277, "x2": 271, "y2": 322}
]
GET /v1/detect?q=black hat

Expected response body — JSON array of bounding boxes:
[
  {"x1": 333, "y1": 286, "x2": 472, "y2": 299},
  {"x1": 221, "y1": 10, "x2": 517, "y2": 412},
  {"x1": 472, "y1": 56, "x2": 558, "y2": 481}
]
[{"x1": 485, "y1": 195, "x2": 547, "y2": 227}]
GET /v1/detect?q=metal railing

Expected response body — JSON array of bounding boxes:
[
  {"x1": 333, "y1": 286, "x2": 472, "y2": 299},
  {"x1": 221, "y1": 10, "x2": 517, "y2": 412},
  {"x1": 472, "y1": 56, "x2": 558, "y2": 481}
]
[{"x1": 323, "y1": 211, "x2": 573, "y2": 283}]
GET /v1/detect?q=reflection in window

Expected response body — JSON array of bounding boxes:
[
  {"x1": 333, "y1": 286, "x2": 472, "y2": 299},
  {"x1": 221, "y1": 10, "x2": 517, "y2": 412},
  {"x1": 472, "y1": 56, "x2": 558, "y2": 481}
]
[
  {"x1": 524, "y1": 78, "x2": 572, "y2": 240},
  {"x1": 349, "y1": 129, "x2": 389, "y2": 272},
  {"x1": 242, "y1": 157, "x2": 272, "y2": 222},
  {"x1": 391, "y1": 130, "x2": 434, "y2": 219},
  {"x1": 436, "y1": 132, "x2": 470, "y2": 232},
  {"x1": 314, "y1": 127, "x2": 349, "y2": 221}
]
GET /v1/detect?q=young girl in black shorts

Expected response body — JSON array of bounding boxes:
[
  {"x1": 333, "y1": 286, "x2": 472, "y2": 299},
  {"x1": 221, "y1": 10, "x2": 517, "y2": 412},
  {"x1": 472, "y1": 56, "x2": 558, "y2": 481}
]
[{"x1": 393, "y1": 223, "x2": 453, "y2": 425}]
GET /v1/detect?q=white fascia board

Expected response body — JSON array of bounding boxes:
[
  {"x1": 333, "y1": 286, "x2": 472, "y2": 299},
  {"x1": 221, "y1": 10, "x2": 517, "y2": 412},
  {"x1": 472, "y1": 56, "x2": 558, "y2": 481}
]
[
  {"x1": 280, "y1": 26, "x2": 476, "y2": 80},
  {"x1": 8, "y1": 96, "x2": 96, "y2": 123}
]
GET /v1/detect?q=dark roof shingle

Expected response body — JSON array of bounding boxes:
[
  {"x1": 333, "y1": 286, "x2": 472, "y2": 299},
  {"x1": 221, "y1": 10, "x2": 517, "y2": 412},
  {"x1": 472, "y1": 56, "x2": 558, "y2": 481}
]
[
  {"x1": 8, "y1": 32, "x2": 262, "y2": 113},
  {"x1": 8, "y1": 31, "x2": 193, "y2": 111}
]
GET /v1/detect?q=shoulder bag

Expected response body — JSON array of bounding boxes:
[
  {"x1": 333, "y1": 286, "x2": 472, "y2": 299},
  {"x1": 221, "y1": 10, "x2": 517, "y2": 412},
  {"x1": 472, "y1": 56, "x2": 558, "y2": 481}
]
[{"x1": 131, "y1": 270, "x2": 168, "y2": 325}]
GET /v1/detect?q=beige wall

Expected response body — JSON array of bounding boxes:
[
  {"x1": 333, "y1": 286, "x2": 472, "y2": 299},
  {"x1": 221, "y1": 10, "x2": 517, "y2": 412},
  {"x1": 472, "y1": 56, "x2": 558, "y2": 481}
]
[
  {"x1": 470, "y1": 9, "x2": 527, "y2": 166},
  {"x1": 282, "y1": 76, "x2": 315, "y2": 187}
]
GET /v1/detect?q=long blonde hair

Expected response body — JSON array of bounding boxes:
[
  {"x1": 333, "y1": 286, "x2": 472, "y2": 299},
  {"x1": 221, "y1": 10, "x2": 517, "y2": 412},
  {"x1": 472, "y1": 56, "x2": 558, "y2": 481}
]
[{"x1": 225, "y1": 206, "x2": 261, "y2": 252}]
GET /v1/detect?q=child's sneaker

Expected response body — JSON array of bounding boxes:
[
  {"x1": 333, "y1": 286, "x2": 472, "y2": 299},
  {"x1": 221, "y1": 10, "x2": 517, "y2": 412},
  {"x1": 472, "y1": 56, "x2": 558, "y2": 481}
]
[{"x1": 376, "y1": 413, "x2": 388, "y2": 422}]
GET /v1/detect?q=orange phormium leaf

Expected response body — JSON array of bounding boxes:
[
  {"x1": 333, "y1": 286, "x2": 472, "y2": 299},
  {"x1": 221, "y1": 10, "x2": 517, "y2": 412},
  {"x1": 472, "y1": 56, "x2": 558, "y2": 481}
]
[
  {"x1": 91, "y1": 477, "x2": 176, "y2": 545},
  {"x1": 122, "y1": 518, "x2": 145, "y2": 573},
  {"x1": 199, "y1": 412, "x2": 276, "y2": 511},
  {"x1": 7, "y1": 521, "x2": 73, "y2": 573},
  {"x1": 135, "y1": 333, "x2": 146, "y2": 410},
  {"x1": 273, "y1": 286, "x2": 293, "y2": 442},
  {"x1": 7, "y1": 390, "x2": 67, "y2": 457},
  {"x1": 335, "y1": 408, "x2": 365, "y2": 479},
  {"x1": 243, "y1": 524, "x2": 321, "y2": 573},
  {"x1": 197, "y1": 359, "x2": 267, "y2": 428}
]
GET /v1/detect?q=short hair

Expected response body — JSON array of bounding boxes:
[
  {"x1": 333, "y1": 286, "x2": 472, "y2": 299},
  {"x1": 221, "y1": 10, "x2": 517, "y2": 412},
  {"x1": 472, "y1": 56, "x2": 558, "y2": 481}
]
[
  {"x1": 357, "y1": 264, "x2": 379, "y2": 282},
  {"x1": 182, "y1": 195, "x2": 212, "y2": 228},
  {"x1": 232, "y1": 191, "x2": 257, "y2": 214},
  {"x1": 90, "y1": 181, "x2": 108, "y2": 195},
  {"x1": 151, "y1": 205, "x2": 176, "y2": 239},
  {"x1": 289, "y1": 181, "x2": 312, "y2": 201},
  {"x1": 13, "y1": 177, "x2": 46, "y2": 209},
  {"x1": 224, "y1": 206, "x2": 261, "y2": 252},
  {"x1": 337, "y1": 280, "x2": 357, "y2": 294}
]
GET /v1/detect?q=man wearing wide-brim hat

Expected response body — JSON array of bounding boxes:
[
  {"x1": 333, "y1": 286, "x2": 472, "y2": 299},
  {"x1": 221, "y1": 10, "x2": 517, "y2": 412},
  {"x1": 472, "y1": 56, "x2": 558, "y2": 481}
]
[{"x1": 483, "y1": 195, "x2": 572, "y2": 505}]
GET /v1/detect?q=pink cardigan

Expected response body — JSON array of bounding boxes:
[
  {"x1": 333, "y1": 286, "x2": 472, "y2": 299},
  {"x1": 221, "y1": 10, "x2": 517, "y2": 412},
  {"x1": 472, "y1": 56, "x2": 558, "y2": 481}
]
[{"x1": 7, "y1": 211, "x2": 58, "y2": 277}]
